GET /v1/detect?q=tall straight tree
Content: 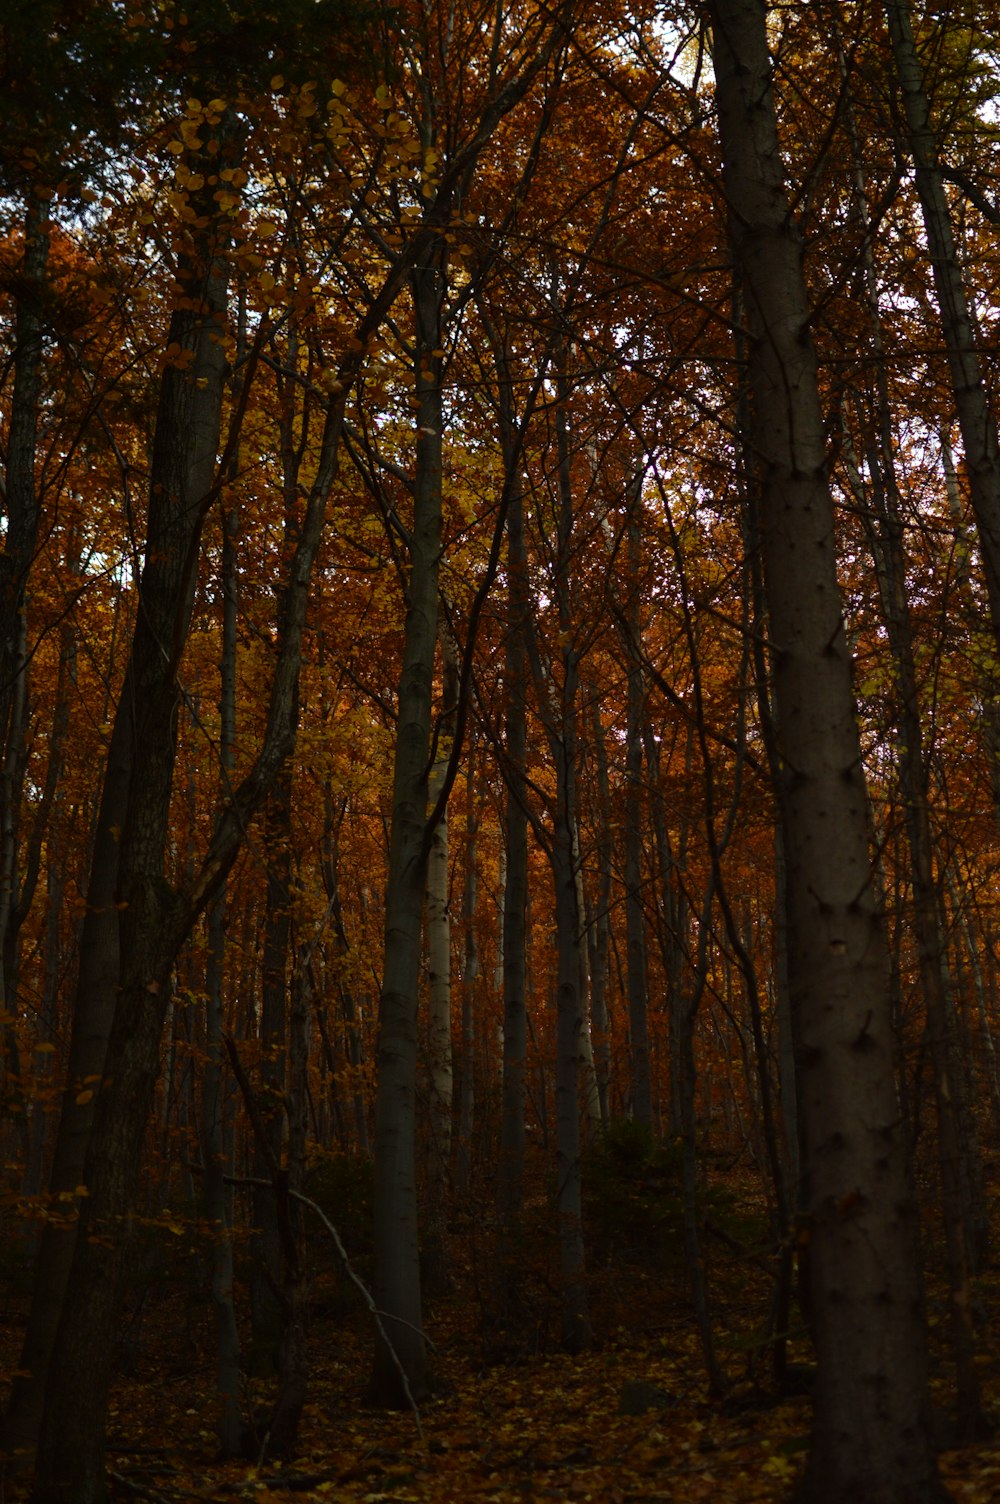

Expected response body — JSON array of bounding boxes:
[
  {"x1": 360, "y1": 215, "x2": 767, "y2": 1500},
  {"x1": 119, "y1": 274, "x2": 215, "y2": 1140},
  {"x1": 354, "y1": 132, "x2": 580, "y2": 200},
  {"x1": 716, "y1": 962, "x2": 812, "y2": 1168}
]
[
  {"x1": 28, "y1": 107, "x2": 243, "y2": 1500},
  {"x1": 367, "y1": 0, "x2": 577, "y2": 1401},
  {"x1": 26, "y1": 67, "x2": 440, "y2": 1498},
  {"x1": 369, "y1": 243, "x2": 446, "y2": 1404},
  {"x1": 707, "y1": 3, "x2": 948, "y2": 1501},
  {"x1": 883, "y1": 0, "x2": 1000, "y2": 648}
]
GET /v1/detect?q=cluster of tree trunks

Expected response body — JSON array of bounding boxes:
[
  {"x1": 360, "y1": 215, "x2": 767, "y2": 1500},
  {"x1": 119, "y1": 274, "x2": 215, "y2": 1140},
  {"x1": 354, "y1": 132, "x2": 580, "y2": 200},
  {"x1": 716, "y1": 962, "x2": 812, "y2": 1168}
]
[{"x1": 2, "y1": 4, "x2": 999, "y2": 1503}]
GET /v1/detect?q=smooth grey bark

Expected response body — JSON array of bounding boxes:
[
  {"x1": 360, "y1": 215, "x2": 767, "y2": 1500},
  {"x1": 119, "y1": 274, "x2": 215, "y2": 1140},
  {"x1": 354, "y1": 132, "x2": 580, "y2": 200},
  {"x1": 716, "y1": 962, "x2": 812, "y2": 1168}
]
[{"x1": 708, "y1": 3, "x2": 947, "y2": 1500}]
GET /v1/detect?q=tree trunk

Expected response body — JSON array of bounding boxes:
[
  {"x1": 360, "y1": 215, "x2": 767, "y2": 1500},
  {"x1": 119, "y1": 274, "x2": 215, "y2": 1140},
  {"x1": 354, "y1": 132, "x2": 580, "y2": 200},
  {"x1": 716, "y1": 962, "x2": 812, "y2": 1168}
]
[
  {"x1": 423, "y1": 626, "x2": 458, "y2": 1290},
  {"x1": 583, "y1": 689, "x2": 613, "y2": 1124},
  {"x1": 30, "y1": 143, "x2": 236, "y2": 1500},
  {"x1": 251, "y1": 758, "x2": 294, "y2": 1374},
  {"x1": 524, "y1": 345, "x2": 592, "y2": 1354},
  {"x1": 455, "y1": 725, "x2": 478, "y2": 1194},
  {"x1": 28, "y1": 98, "x2": 366, "y2": 1492},
  {"x1": 883, "y1": 0, "x2": 1000, "y2": 646},
  {"x1": 496, "y1": 474, "x2": 529, "y2": 1319},
  {"x1": 369, "y1": 251, "x2": 445, "y2": 1406},
  {"x1": 202, "y1": 494, "x2": 243, "y2": 1458},
  {"x1": 622, "y1": 504, "x2": 651, "y2": 1129},
  {"x1": 837, "y1": 41, "x2": 989, "y2": 1422},
  {"x1": 708, "y1": 4, "x2": 947, "y2": 1499}
]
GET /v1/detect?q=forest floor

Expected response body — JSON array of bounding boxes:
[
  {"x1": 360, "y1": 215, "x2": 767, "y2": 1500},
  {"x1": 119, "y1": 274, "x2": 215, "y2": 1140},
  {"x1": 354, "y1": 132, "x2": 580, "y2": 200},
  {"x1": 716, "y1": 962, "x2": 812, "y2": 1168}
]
[{"x1": 4, "y1": 1166, "x2": 1000, "y2": 1502}]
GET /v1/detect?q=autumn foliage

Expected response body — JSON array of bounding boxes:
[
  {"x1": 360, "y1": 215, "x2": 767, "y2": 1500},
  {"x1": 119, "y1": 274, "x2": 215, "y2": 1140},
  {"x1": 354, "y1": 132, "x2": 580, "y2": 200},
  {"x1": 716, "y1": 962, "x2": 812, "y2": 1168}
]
[{"x1": 1, "y1": 1, "x2": 1000, "y2": 1501}]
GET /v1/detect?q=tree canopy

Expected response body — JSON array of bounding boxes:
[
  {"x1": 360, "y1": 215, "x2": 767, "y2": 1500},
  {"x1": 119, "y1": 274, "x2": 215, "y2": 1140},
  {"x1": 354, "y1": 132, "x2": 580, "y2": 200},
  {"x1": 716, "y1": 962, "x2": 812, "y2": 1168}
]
[{"x1": 1, "y1": 2, "x2": 1000, "y2": 1501}]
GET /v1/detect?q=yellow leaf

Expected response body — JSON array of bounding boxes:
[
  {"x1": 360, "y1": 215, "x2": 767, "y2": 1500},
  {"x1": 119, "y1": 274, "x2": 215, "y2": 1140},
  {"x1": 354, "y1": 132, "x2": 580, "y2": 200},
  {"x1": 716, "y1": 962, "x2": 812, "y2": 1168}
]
[{"x1": 75, "y1": 1090, "x2": 94, "y2": 1105}]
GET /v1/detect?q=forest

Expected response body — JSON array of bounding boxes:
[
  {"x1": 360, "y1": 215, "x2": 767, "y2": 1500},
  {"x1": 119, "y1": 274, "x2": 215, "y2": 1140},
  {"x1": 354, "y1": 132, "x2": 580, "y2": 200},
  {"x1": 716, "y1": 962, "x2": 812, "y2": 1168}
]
[{"x1": 1, "y1": 0, "x2": 1000, "y2": 1500}]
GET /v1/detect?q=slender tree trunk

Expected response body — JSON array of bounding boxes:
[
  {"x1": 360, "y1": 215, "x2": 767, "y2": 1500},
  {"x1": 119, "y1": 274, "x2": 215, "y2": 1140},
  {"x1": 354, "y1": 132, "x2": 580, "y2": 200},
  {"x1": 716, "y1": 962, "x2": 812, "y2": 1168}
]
[
  {"x1": 0, "y1": 192, "x2": 48, "y2": 723},
  {"x1": 551, "y1": 783, "x2": 592, "y2": 1353},
  {"x1": 572, "y1": 818, "x2": 603, "y2": 1136},
  {"x1": 497, "y1": 474, "x2": 529, "y2": 1319},
  {"x1": 845, "y1": 417, "x2": 987, "y2": 1433},
  {"x1": 423, "y1": 627, "x2": 458, "y2": 1290},
  {"x1": 29, "y1": 100, "x2": 361, "y2": 1492},
  {"x1": 622, "y1": 507, "x2": 651, "y2": 1129},
  {"x1": 30, "y1": 148, "x2": 236, "y2": 1501},
  {"x1": 455, "y1": 726, "x2": 478, "y2": 1194},
  {"x1": 585, "y1": 691, "x2": 613, "y2": 1123},
  {"x1": 0, "y1": 192, "x2": 50, "y2": 1208},
  {"x1": 837, "y1": 46, "x2": 988, "y2": 1422},
  {"x1": 323, "y1": 803, "x2": 370, "y2": 1156},
  {"x1": 202, "y1": 493, "x2": 242, "y2": 1457},
  {"x1": 369, "y1": 251, "x2": 445, "y2": 1405},
  {"x1": 268, "y1": 947, "x2": 310, "y2": 1458},
  {"x1": 946, "y1": 867, "x2": 1000, "y2": 1139},
  {"x1": 641, "y1": 722, "x2": 683, "y2": 1137},
  {"x1": 525, "y1": 345, "x2": 592, "y2": 1354},
  {"x1": 883, "y1": 0, "x2": 1000, "y2": 645},
  {"x1": 251, "y1": 757, "x2": 294, "y2": 1374},
  {"x1": 251, "y1": 329, "x2": 305, "y2": 1376},
  {"x1": 708, "y1": 4, "x2": 947, "y2": 1499}
]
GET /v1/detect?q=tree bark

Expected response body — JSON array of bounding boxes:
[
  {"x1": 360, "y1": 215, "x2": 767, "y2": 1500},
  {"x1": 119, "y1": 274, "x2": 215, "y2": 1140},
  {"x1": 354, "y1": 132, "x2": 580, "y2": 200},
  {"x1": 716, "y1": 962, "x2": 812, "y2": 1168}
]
[
  {"x1": 30, "y1": 142, "x2": 237, "y2": 1501},
  {"x1": 202, "y1": 494, "x2": 243, "y2": 1458},
  {"x1": 497, "y1": 474, "x2": 529, "y2": 1286},
  {"x1": 708, "y1": 3, "x2": 947, "y2": 1499},
  {"x1": 883, "y1": 0, "x2": 1000, "y2": 647},
  {"x1": 622, "y1": 501, "x2": 652, "y2": 1128},
  {"x1": 422, "y1": 625, "x2": 458, "y2": 1290},
  {"x1": 369, "y1": 251, "x2": 445, "y2": 1405},
  {"x1": 455, "y1": 725, "x2": 478, "y2": 1194}
]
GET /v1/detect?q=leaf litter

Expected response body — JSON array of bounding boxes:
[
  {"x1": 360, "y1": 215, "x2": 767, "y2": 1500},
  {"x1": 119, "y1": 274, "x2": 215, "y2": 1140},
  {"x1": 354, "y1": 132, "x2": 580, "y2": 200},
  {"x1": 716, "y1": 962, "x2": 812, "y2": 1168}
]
[{"x1": 4, "y1": 1274, "x2": 998, "y2": 1504}]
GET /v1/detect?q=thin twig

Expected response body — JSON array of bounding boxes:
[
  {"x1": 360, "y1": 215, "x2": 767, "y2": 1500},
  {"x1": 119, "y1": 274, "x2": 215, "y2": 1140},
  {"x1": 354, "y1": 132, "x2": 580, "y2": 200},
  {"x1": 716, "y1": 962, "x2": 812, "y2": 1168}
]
[{"x1": 222, "y1": 1172, "x2": 428, "y2": 1436}]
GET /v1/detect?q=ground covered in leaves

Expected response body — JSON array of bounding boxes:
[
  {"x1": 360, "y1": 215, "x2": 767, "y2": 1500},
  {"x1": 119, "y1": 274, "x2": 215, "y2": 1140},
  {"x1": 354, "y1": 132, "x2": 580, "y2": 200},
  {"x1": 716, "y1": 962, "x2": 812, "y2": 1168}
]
[
  {"x1": 41, "y1": 1304, "x2": 1000, "y2": 1503},
  {"x1": 4, "y1": 1152, "x2": 1000, "y2": 1502}
]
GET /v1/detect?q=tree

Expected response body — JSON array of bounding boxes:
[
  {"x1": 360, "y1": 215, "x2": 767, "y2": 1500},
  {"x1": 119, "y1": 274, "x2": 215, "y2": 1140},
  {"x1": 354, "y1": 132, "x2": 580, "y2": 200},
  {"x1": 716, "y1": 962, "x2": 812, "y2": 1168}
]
[{"x1": 707, "y1": 1, "x2": 949, "y2": 1499}]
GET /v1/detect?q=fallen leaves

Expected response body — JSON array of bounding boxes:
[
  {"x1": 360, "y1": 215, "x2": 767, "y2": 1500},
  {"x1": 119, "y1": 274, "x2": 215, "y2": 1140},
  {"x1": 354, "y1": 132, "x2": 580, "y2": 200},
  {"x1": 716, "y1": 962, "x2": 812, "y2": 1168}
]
[{"x1": 3, "y1": 1201, "x2": 1000, "y2": 1504}]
